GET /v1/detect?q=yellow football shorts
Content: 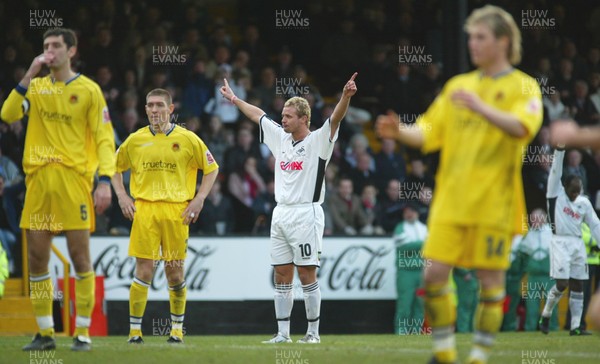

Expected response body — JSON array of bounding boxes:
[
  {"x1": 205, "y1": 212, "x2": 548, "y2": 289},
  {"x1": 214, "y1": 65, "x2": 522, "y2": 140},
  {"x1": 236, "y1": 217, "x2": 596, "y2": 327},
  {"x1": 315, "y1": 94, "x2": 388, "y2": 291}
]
[
  {"x1": 423, "y1": 223, "x2": 512, "y2": 270},
  {"x1": 21, "y1": 164, "x2": 94, "y2": 232},
  {"x1": 129, "y1": 200, "x2": 189, "y2": 261}
]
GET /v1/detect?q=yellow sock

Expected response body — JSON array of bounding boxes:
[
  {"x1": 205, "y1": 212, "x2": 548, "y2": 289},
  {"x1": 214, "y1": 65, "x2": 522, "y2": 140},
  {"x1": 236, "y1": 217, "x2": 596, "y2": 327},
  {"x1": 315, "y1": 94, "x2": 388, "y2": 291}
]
[
  {"x1": 425, "y1": 282, "x2": 456, "y2": 363},
  {"x1": 30, "y1": 272, "x2": 54, "y2": 337},
  {"x1": 468, "y1": 287, "x2": 505, "y2": 364},
  {"x1": 129, "y1": 277, "x2": 150, "y2": 336},
  {"x1": 74, "y1": 271, "x2": 95, "y2": 337},
  {"x1": 169, "y1": 281, "x2": 186, "y2": 337}
]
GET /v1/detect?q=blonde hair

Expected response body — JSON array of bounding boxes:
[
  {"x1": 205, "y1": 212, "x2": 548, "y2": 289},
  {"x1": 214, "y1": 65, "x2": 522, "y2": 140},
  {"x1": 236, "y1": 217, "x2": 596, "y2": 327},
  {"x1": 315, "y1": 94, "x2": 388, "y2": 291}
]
[
  {"x1": 284, "y1": 96, "x2": 311, "y2": 127},
  {"x1": 465, "y1": 5, "x2": 522, "y2": 65}
]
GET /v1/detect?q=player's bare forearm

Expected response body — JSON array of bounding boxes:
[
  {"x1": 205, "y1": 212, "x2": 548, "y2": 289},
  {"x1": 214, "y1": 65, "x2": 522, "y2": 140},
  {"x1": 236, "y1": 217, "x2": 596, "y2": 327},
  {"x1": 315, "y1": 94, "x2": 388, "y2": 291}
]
[
  {"x1": 375, "y1": 111, "x2": 424, "y2": 149},
  {"x1": 220, "y1": 78, "x2": 263, "y2": 124},
  {"x1": 19, "y1": 54, "x2": 50, "y2": 89},
  {"x1": 397, "y1": 125, "x2": 425, "y2": 148},
  {"x1": 330, "y1": 73, "x2": 358, "y2": 139},
  {"x1": 451, "y1": 89, "x2": 528, "y2": 138},
  {"x1": 330, "y1": 95, "x2": 351, "y2": 131},
  {"x1": 567, "y1": 128, "x2": 600, "y2": 148},
  {"x1": 111, "y1": 172, "x2": 128, "y2": 199},
  {"x1": 478, "y1": 104, "x2": 528, "y2": 138},
  {"x1": 232, "y1": 98, "x2": 265, "y2": 124},
  {"x1": 112, "y1": 172, "x2": 136, "y2": 220},
  {"x1": 195, "y1": 169, "x2": 219, "y2": 201},
  {"x1": 552, "y1": 123, "x2": 600, "y2": 148}
]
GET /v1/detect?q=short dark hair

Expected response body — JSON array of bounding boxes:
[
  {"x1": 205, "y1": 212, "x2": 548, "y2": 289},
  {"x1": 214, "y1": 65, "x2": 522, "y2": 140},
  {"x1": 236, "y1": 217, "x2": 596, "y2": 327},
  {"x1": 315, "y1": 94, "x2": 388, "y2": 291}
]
[
  {"x1": 146, "y1": 88, "x2": 172, "y2": 106},
  {"x1": 564, "y1": 174, "x2": 582, "y2": 188},
  {"x1": 43, "y1": 28, "x2": 77, "y2": 48}
]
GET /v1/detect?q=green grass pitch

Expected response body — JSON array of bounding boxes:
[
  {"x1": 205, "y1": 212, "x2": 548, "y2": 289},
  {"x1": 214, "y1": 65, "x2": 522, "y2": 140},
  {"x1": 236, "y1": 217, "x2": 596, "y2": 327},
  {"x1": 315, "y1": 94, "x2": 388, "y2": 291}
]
[{"x1": 4, "y1": 333, "x2": 599, "y2": 364}]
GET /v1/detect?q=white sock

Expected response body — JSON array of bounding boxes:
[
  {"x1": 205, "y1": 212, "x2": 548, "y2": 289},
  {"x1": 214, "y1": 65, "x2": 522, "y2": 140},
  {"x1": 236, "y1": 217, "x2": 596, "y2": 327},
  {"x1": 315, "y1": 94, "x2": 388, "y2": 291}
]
[
  {"x1": 569, "y1": 291, "x2": 584, "y2": 330},
  {"x1": 542, "y1": 285, "x2": 563, "y2": 318},
  {"x1": 274, "y1": 283, "x2": 293, "y2": 337},
  {"x1": 302, "y1": 281, "x2": 321, "y2": 335}
]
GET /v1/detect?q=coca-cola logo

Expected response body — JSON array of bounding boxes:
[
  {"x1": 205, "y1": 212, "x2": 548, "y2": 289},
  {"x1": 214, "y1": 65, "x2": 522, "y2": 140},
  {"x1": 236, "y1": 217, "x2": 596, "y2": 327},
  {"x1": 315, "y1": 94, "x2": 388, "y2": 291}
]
[
  {"x1": 270, "y1": 245, "x2": 391, "y2": 291},
  {"x1": 93, "y1": 244, "x2": 214, "y2": 292}
]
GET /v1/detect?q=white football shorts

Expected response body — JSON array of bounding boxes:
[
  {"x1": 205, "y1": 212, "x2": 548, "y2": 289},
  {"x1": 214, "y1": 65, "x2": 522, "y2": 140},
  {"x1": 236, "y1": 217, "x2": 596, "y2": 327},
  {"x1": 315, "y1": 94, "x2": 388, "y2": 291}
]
[
  {"x1": 549, "y1": 235, "x2": 588, "y2": 280},
  {"x1": 270, "y1": 203, "x2": 324, "y2": 267}
]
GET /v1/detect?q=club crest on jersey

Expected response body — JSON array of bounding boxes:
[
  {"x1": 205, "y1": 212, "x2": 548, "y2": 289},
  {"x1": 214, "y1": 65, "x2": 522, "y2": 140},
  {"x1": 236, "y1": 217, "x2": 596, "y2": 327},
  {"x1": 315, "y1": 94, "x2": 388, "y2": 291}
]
[
  {"x1": 69, "y1": 94, "x2": 78, "y2": 104},
  {"x1": 280, "y1": 161, "x2": 303, "y2": 171},
  {"x1": 296, "y1": 146, "x2": 306, "y2": 156},
  {"x1": 172, "y1": 143, "x2": 180, "y2": 151}
]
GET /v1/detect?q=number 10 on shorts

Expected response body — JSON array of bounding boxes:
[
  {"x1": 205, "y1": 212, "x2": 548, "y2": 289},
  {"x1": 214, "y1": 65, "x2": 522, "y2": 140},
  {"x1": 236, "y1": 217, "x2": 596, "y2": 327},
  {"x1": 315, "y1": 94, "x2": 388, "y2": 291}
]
[{"x1": 299, "y1": 243, "x2": 312, "y2": 258}]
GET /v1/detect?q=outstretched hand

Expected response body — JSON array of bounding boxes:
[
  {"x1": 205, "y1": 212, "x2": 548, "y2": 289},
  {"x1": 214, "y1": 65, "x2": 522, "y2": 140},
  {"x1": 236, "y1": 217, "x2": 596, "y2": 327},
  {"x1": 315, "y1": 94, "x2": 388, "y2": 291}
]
[
  {"x1": 342, "y1": 72, "x2": 358, "y2": 98},
  {"x1": 376, "y1": 111, "x2": 402, "y2": 141},
  {"x1": 219, "y1": 78, "x2": 236, "y2": 102}
]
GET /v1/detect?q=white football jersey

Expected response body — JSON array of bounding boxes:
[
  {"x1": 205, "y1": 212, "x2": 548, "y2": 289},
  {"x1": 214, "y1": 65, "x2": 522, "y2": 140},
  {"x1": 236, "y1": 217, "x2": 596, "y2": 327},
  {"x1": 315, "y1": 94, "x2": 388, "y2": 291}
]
[
  {"x1": 547, "y1": 150, "x2": 600, "y2": 240},
  {"x1": 259, "y1": 115, "x2": 339, "y2": 205}
]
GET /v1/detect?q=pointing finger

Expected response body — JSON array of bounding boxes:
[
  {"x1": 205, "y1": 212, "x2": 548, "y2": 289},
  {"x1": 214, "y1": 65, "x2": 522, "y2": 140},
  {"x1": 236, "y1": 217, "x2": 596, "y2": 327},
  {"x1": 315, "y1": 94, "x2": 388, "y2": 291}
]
[{"x1": 349, "y1": 72, "x2": 358, "y2": 82}]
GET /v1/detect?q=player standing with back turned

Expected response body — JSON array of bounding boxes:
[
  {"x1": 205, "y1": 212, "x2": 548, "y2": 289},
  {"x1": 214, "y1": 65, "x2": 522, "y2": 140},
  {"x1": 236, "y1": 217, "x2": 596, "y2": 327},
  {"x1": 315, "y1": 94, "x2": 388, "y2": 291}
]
[
  {"x1": 377, "y1": 6, "x2": 542, "y2": 364},
  {"x1": 1, "y1": 28, "x2": 115, "y2": 351},
  {"x1": 220, "y1": 73, "x2": 357, "y2": 344}
]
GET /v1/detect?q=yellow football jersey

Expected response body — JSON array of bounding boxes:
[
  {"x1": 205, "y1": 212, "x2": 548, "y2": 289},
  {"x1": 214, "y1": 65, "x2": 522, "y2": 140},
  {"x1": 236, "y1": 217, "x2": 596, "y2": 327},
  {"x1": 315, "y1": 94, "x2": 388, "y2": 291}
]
[
  {"x1": 0, "y1": 74, "x2": 116, "y2": 180},
  {"x1": 116, "y1": 125, "x2": 219, "y2": 202},
  {"x1": 417, "y1": 69, "x2": 543, "y2": 234}
]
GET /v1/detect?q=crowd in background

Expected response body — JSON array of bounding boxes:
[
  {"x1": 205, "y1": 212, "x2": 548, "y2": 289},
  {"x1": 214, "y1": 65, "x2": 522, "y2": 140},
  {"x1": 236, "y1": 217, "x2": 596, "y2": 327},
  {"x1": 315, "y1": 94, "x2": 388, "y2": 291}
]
[{"x1": 0, "y1": 0, "x2": 600, "y2": 284}]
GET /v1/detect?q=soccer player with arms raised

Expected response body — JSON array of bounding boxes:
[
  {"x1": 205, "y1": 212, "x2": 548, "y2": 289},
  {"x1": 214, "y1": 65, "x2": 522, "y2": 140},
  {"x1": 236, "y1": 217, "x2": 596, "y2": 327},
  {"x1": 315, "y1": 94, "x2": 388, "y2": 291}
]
[
  {"x1": 1, "y1": 28, "x2": 116, "y2": 351},
  {"x1": 550, "y1": 122, "x2": 600, "y2": 333},
  {"x1": 538, "y1": 144, "x2": 600, "y2": 336},
  {"x1": 220, "y1": 73, "x2": 357, "y2": 344},
  {"x1": 112, "y1": 89, "x2": 218, "y2": 344},
  {"x1": 377, "y1": 6, "x2": 542, "y2": 364}
]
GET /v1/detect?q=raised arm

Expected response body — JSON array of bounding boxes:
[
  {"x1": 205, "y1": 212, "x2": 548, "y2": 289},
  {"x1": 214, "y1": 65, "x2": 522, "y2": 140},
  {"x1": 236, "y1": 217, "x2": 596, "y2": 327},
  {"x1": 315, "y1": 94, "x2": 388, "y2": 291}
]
[
  {"x1": 329, "y1": 72, "x2": 358, "y2": 140},
  {"x1": 1, "y1": 54, "x2": 52, "y2": 123},
  {"x1": 547, "y1": 147, "x2": 565, "y2": 199},
  {"x1": 220, "y1": 78, "x2": 265, "y2": 124}
]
